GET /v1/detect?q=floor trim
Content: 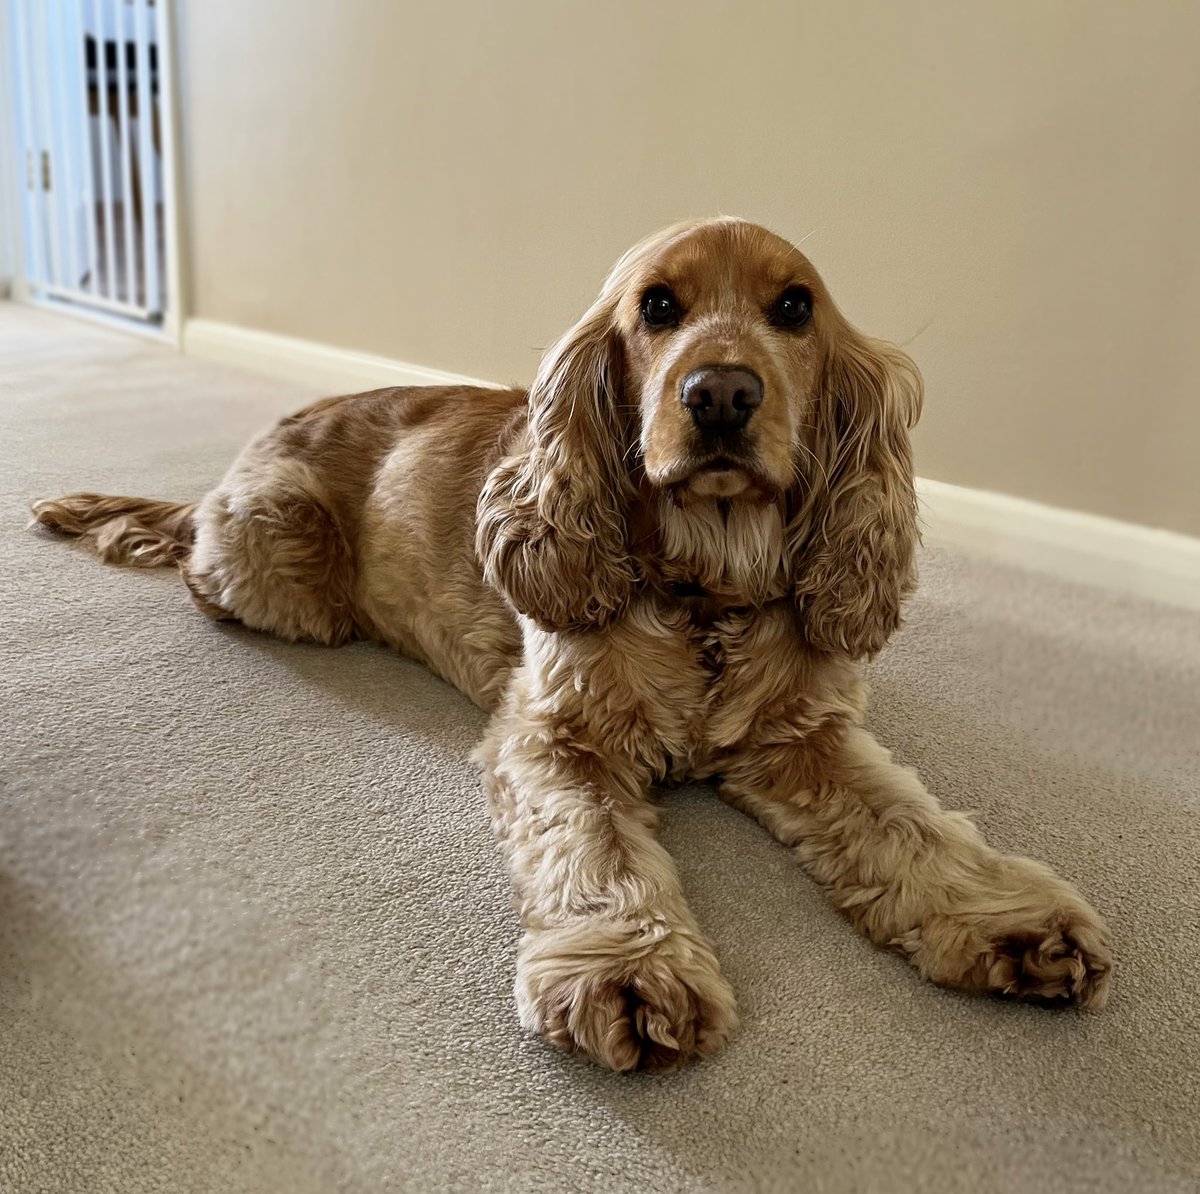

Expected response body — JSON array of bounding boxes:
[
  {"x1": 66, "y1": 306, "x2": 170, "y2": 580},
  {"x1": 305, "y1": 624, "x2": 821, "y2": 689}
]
[
  {"x1": 183, "y1": 318, "x2": 493, "y2": 393},
  {"x1": 917, "y1": 478, "x2": 1200, "y2": 611},
  {"x1": 182, "y1": 315, "x2": 1200, "y2": 611}
]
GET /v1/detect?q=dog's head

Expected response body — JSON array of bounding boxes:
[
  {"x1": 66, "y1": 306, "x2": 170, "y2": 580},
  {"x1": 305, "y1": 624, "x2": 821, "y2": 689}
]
[
  {"x1": 612, "y1": 219, "x2": 825, "y2": 503},
  {"x1": 478, "y1": 218, "x2": 922, "y2": 656}
]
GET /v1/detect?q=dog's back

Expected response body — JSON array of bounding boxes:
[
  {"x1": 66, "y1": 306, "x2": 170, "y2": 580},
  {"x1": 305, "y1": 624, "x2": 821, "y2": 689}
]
[{"x1": 33, "y1": 383, "x2": 528, "y2": 706}]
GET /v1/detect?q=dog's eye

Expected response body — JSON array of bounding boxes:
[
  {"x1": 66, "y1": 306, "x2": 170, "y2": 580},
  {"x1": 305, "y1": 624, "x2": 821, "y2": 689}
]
[
  {"x1": 771, "y1": 286, "x2": 812, "y2": 330},
  {"x1": 641, "y1": 286, "x2": 681, "y2": 329}
]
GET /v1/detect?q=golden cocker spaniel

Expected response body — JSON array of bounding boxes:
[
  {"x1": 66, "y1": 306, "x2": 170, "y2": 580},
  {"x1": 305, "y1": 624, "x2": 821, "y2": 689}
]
[{"x1": 33, "y1": 218, "x2": 1112, "y2": 1071}]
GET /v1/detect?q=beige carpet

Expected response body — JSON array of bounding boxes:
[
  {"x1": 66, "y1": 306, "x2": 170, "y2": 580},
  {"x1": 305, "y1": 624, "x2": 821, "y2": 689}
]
[{"x1": 1, "y1": 302, "x2": 1198, "y2": 1194}]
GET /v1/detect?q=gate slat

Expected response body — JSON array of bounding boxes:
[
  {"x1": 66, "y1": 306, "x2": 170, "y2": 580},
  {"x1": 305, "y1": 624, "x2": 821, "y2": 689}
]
[
  {"x1": 114, "y1": 0, "x2": 138, "y2": 305},
  {"x1": 133, "y1": 0, "x2": 159, "y2": 313},
  {"x1": 71, "y1": 0, "x2": 100, "y2": 294},
  {"x1": 92, "y1": 0, "x2": 119, "y2": 301},
  {"x1": 49, "y1": 0, "x2": 82, "y2": 292}
]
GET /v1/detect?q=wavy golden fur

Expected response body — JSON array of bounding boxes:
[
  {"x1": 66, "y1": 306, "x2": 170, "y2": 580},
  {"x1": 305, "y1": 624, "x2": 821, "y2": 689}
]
[{"x1": 32, "y1": 218, "x2": 1111, "y2": 1071}]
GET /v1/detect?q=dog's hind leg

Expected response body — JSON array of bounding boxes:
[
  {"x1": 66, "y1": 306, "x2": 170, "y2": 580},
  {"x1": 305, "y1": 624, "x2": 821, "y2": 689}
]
[{"x1": 184, "y1": 458, "x2": 358, "y2": 647}]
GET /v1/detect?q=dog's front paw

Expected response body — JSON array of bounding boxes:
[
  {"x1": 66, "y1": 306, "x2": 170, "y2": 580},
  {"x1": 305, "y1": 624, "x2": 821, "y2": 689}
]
[
  {"x1": 515, "y1": 916, "x2": 736, "y2": 1071},
  {"x1": 892, "y1": 855, "x2": 1113, "y2": 1008}
]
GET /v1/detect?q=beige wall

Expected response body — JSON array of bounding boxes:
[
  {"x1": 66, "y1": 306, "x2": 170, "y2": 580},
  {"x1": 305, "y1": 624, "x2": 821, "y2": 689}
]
[{"x1": 176, "y1": 1, "x2": 1200, "y2": 536}]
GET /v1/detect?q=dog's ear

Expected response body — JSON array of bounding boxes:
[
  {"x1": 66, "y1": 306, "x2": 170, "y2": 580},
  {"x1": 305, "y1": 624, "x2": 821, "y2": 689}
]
[
  {"x1": 477, "y1": 302, "x2": 637, "y2": 631},
  {"x1": 788, "y1": 326, "x2": 922, "y2": 658}
]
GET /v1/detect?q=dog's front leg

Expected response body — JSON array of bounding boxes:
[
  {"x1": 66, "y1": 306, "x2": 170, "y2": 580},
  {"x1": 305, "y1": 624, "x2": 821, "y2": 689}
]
[
  {"x1": 722, "y1": 723, "x2": 1112, "y2": 1006},
  {"x1": 478, "y1": 688, "x2": 736, "y2": 1072}
]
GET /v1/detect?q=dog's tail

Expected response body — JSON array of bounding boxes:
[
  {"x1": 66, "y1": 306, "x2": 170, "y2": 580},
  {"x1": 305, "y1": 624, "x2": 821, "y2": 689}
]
[{"x1": 30, "y1": 492, "x2": 197, "y2": 568}]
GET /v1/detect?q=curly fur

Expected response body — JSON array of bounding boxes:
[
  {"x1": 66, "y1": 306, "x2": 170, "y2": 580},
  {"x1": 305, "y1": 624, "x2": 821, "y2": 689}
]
[
  {"x1": 476, "y1": 305, "x2": 638, "y2": 631},
  {"x1": 790, "y1": 331, "x2": 923, "y2": 657},
  {"x1": 31, "y1": 218, "x2": 1111, "y2": 1072}
]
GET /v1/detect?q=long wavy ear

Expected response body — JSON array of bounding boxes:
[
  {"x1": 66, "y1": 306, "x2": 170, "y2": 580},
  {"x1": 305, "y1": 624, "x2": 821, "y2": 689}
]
[
  {"x1": 476, "y1": 303, "x2": 637, "y2": 631},
  {"x1": 790, "y1": 326, "x2": 923, "y2": 658}
]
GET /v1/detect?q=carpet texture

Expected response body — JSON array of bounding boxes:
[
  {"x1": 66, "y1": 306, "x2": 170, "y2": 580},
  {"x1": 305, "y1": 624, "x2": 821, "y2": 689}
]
[{"x1": 1, "y1": 303, "x2": 1198, "y2": 1193}]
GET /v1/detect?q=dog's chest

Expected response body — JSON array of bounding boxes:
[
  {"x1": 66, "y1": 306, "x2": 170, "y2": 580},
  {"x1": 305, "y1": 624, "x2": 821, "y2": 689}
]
[{"x1": 640, "y1": 599, "x2": 806, "y2": 781}]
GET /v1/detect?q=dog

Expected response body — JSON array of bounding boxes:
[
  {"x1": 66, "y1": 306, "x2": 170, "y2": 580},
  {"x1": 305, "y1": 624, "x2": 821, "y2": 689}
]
[{"x1": 33, "y1": 218, "x2": 1112, "y2": 1071}]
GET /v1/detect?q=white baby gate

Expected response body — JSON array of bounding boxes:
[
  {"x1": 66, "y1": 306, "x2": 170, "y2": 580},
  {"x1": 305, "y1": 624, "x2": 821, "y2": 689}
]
[{"x1": 8, "y1": 0, "x2": 175, "y2": 325}]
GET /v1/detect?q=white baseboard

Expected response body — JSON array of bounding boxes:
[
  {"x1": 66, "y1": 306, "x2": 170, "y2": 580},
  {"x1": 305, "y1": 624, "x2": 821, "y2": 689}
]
[
  {"x1": 182, "y1": 316, "x2": 1200, "y2": 612},
  {"x1": 917, "y1": 478, "x2": 1200, "y2": 611},
  {"x1": 183, "y1": 318, "x2": 493, "y2": 394}
]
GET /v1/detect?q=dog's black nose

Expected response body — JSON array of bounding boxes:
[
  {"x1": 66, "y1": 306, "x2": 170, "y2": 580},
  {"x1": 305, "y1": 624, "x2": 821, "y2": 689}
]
[{"x1": 680, "y1": 366, "x2": 764, "y2": 432}]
